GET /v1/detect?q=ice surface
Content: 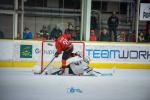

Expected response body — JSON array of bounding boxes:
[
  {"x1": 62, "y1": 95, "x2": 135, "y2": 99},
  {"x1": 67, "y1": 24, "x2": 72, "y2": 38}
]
[{"x1": 0, "y1": 68, "x2": 150, "y2": 100}]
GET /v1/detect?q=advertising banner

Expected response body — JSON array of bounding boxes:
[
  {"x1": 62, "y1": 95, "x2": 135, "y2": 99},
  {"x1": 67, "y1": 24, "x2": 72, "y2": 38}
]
[
  {"x1": 20, "y1": 45, "x2": 32, "y2": 58},
  {"x1": 85, "y1": 43, "x2": 150, "y2": 64}
]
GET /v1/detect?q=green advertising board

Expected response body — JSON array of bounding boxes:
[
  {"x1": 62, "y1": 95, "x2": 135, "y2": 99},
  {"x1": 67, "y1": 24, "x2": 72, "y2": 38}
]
[{"x1": 20, "y1": 45, "x2": 32, "y2": 58}]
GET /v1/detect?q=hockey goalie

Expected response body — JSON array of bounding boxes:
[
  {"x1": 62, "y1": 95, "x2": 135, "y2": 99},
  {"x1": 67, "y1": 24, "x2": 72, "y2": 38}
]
[
  {"x1": 42, "y1": 56, "x2": 102, "y2": 76},
  {"x1": 32, "y1": 56, "x2": 114, "y2": 76}
]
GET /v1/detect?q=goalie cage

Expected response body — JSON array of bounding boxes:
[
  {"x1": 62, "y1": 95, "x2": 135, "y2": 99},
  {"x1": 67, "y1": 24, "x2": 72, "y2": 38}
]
[{"x1": 40, "y1": 40, "x2": 85, "y2": 72}]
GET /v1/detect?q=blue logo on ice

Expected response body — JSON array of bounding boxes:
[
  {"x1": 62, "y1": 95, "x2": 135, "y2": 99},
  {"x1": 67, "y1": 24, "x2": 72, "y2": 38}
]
[{"x1": 67, "y1": 86, "x2": 82, "y2": 94}]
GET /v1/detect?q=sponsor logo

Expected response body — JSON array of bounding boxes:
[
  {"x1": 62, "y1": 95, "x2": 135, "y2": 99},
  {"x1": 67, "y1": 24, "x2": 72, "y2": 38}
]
[
  {"x1": 67, "y1": 86, "x2": 83, "y2": 94},
  {"x1": 86, "y1": 49, "x2": 150, "y2": 60},
  {"x1": 35, "y1": 48, "x2": 55, "y2": 55},
  {"x1": 20, "y1": 45, "x2": 32, "y2": 58}
]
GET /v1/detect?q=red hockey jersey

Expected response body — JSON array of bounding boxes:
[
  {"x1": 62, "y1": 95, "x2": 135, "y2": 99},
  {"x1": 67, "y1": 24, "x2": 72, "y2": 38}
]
[{"x1": 55, "y1": 33, "x2": 73, "y2": 54}]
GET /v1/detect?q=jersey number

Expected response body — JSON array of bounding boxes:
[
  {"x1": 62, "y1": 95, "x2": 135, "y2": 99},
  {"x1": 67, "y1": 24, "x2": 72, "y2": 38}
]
[{"x1": 62, "y1": 39, "x2": 69, "y2": 45}]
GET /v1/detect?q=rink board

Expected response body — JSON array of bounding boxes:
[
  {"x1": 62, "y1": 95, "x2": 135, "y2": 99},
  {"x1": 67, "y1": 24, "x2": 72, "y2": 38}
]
[{"x1": 0, "y1": 40, "x2": 150, "y2": 69}]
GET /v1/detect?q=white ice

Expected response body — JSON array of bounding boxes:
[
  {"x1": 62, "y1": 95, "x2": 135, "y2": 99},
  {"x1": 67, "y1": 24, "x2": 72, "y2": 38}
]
[{"x1": 0, "y1": 68, "x2": 150, "y2": 100}]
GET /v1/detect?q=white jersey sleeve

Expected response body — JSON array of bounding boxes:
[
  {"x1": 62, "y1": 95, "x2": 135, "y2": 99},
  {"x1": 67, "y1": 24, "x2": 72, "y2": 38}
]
[{"x1": 69, "y1": 59, "x2": 88, "y2": 75}]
